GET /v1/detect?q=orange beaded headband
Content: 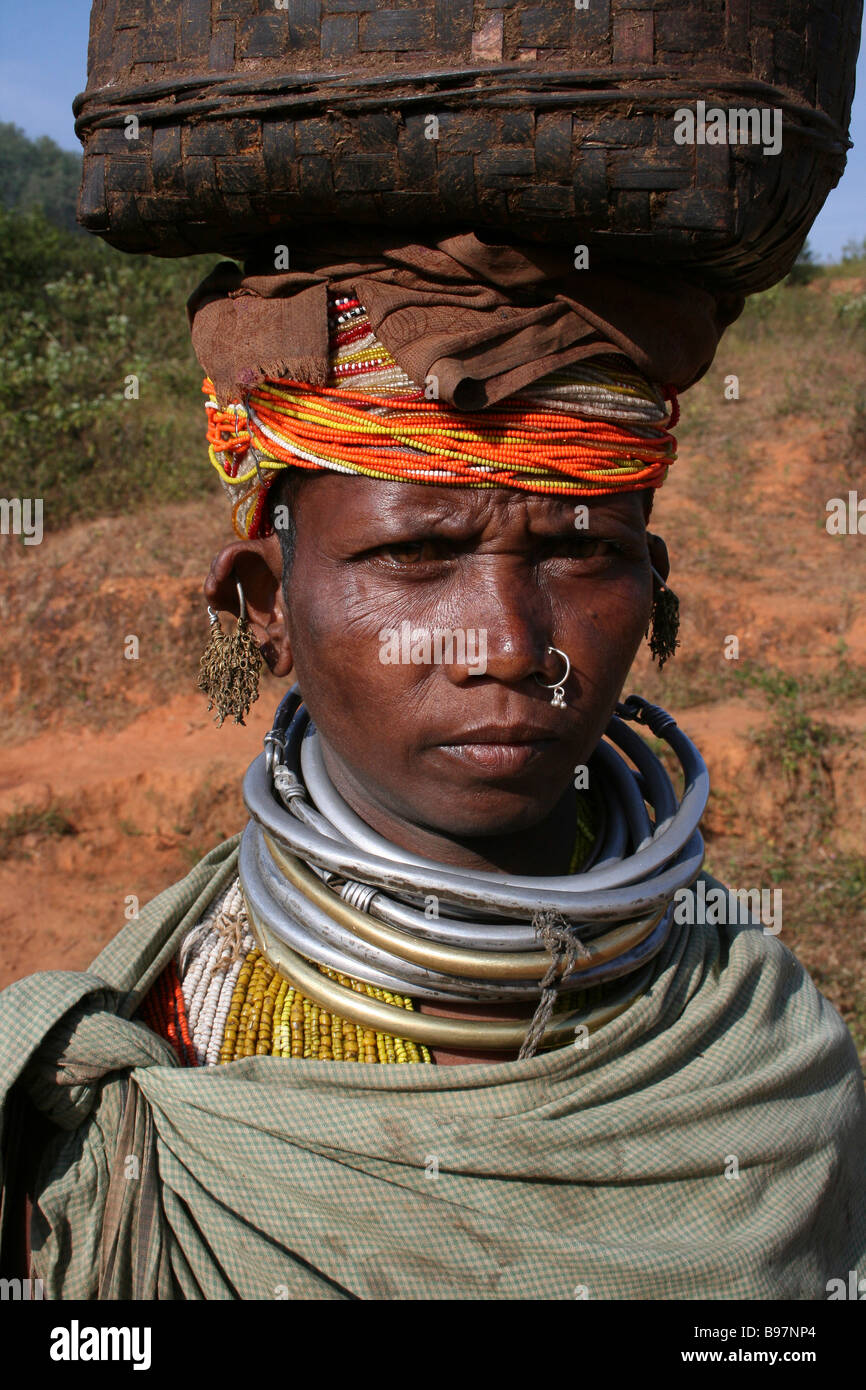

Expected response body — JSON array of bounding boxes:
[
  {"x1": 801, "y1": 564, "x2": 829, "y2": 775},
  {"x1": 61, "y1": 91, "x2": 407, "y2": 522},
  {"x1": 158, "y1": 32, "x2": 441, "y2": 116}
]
[{"x1": 204, "y1": 292, "x2": 679, "y2": 540}]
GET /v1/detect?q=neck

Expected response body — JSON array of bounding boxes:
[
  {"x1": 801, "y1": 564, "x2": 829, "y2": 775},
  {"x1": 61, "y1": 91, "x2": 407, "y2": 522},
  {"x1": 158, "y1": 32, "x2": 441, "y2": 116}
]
[{"x1": 319, "y1": 741, "x2": 580, "y2": 878}]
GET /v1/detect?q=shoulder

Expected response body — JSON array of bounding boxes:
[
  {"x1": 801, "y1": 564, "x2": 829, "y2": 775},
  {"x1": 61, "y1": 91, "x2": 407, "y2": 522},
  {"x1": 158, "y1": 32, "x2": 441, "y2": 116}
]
[{"x1": 672, "y1": 872, "x2": 862, "y2": 1098}]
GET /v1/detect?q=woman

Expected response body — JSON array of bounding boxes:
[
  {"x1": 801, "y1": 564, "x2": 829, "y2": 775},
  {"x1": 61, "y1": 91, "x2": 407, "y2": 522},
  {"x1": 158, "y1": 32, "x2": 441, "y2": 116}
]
[{"x1": 1, "y1": 233, "x2": 864, "y2": 1299}]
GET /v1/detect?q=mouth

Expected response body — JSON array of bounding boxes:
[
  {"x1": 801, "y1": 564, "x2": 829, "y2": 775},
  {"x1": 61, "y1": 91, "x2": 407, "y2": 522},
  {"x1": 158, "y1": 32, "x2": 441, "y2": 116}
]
[{"x1": 433, "y1": 723, "x2": 563, "y2": 774}]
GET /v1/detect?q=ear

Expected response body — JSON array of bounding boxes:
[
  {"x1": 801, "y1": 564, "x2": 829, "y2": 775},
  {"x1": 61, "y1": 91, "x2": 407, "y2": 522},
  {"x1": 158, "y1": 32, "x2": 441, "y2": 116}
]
[
  {"x1": 203, "y1": 536, "x2": 294, "y2": 677},
  {"x1": 647, "y1": 531, "x2": 671, "y2": 585}
]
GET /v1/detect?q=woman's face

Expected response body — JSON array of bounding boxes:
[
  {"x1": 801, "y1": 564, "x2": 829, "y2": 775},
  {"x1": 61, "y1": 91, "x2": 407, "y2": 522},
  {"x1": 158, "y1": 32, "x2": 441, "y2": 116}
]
[{"x1": 283, "y1": 475, "x2": 658, "y2": 847}]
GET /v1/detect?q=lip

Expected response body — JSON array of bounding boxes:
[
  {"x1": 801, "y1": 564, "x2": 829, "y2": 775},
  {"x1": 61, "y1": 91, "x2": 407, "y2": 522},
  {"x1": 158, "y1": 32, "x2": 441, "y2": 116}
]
[
  {"x1": 440, "y1": 723, "x2": 563, "y2": 745},
  {"x1": 433, "y1": 725, "x2": 561, "y2": 775}
]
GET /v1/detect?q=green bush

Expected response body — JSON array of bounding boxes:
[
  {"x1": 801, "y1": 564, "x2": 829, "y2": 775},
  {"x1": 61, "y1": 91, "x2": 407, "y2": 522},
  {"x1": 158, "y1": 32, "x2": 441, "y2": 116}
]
[
  {"x1": 784, "y1": 239, "x2": 821, "y2": 286},
  {"x1": 840, "y1": 235, "x2": 866, "y2": 268},
  {"x1": 0, "y1": 121, "x2": 83, "y2": 234},
  {"x1": 0, "y1": 203, "x2": 226, "y2": 526}
]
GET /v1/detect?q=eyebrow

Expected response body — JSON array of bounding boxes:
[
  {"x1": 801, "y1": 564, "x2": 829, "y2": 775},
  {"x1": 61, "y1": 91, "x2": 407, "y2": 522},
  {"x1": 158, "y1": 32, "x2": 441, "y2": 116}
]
[{"x1": 338, "y1": 500, "x2": 645, "y2": 550}]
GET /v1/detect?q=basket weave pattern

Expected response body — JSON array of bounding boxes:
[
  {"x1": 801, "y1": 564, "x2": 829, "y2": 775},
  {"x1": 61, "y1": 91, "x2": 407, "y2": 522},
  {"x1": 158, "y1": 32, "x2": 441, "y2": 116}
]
[{"x1": 75, "y1": 0, "x2": 862, "y2": 291}]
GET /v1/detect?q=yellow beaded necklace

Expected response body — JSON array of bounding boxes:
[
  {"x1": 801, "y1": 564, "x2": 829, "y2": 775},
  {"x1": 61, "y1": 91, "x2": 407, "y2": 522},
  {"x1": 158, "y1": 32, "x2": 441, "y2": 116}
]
[{"x1": 219, "y1": 952, "x2": 432, "y2": 1064}]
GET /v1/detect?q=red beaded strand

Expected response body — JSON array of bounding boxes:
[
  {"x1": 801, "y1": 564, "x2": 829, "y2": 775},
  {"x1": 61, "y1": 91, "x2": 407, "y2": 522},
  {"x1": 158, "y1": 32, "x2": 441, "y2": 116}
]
[{"x1": 136, "y1": 960, "x2": 198, "y2": 1067}]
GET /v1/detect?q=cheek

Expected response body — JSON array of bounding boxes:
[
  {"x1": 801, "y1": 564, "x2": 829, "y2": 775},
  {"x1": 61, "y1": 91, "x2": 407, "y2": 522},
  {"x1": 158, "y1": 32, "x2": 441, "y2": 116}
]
[
  {"x1": 558, "y1": 572, "x2": 650, "y2": 673},
  {"x1": 287, "y1": 567, "x2": 431, "y2": 728},
  {"x1": 294, "y1": 563, "x2": 467, "y2": 675}
]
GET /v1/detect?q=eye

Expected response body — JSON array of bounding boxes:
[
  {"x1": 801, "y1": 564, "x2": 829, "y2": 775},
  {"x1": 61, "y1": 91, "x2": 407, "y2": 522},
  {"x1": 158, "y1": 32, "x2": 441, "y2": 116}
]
[
  {"x1": 377, "y1": 539, "x2": 448, "y2": 565},
  {"x1": 538, "y1": 535, "x2": 627, "y2": 561}
]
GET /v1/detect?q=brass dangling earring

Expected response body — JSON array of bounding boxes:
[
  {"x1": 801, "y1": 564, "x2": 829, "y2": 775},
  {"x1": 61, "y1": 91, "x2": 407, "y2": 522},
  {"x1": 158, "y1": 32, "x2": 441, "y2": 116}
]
[
  {"x1": 647, "y1": 566, "x2": 680, "y2": 668},
  {"x1": 197, "y1": 578, "x2": 262, "y2": 726}
]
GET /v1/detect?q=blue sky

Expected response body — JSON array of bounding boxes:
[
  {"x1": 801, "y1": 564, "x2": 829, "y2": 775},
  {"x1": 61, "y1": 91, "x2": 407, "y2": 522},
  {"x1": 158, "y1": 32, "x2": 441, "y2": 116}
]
[{"x1": 1, "y1": 0, "x2": 862, "y2": 262}]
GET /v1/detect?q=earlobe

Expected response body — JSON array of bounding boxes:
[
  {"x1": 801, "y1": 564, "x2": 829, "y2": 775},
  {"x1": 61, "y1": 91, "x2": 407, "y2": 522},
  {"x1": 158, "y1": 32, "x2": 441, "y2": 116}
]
[{"x1": 204, "y1": 538, "x2": 294, "y2": 676}]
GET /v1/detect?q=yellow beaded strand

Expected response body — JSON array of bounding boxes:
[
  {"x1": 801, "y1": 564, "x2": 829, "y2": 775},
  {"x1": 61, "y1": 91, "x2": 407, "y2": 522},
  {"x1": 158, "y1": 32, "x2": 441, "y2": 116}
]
[
  {"x1": 271, "y1": 978, "x2": 289, "y2": 1057},
  {"x1": 218, "y1": 949, "x2": 258, "y2": 1065},
  {"x1": 257, "y1": 971, "x2": 283, "y2": 1056},
  {"x1": 217, "y1": 949, "x2": 434, "y2": 1064}
]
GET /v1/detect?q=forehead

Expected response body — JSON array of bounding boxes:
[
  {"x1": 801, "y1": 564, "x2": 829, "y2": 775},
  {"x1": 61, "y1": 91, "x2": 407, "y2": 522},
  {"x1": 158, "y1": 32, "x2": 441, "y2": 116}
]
[{"x1": 291, "y1": 473, "x2": 647, "y2": 532}]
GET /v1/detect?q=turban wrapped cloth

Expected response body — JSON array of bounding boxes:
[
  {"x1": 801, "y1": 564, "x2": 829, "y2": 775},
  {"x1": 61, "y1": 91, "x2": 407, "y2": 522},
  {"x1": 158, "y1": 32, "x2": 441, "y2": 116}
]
[{"x1": 188, "y1": 231, "x2": 743, "y2": 539}]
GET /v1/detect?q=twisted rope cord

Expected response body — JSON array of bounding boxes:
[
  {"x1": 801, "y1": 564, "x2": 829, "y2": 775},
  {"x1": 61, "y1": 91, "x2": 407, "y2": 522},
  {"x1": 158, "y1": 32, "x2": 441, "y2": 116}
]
[{"x1": 518, "y1": 912, "x2": 593, "y2": 1061}]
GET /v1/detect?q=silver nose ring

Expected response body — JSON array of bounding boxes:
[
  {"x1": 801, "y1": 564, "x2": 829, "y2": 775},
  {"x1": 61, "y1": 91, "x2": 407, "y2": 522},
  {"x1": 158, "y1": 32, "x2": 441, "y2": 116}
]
[{"x1": 534, "y1": 646, "x2": 571, "y2": 709}]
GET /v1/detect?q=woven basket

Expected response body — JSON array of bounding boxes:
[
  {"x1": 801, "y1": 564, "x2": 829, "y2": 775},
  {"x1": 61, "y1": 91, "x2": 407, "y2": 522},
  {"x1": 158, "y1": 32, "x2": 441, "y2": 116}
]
[{"x1": 74, "y1": 0, "x2": 862, "y2": 293}]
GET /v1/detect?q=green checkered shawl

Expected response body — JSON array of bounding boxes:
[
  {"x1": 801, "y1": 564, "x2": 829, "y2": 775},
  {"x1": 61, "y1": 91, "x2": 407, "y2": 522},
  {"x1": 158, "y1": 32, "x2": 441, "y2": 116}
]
[{"x1": 2, "y1": 834, "x2": 864, "y2": 1300}]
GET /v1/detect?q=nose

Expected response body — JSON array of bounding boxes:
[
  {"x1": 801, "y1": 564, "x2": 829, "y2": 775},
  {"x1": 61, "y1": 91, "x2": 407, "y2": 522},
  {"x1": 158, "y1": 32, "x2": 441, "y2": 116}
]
[{"x1": 444, "y1": 567, "x2": 554, "y2": 687}]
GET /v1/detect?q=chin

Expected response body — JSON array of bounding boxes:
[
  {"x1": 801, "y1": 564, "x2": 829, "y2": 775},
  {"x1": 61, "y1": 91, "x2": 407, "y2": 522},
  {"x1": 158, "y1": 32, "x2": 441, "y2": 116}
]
[{"x1": 411, "y1": 785, "x2": 566, "y2": 842}]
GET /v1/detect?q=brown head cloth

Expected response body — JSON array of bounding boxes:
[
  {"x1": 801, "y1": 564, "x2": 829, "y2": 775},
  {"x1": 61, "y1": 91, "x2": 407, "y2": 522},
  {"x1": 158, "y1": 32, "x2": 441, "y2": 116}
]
[{"x1": 188, "y1": 230, "x2": 743, "y2": 410}]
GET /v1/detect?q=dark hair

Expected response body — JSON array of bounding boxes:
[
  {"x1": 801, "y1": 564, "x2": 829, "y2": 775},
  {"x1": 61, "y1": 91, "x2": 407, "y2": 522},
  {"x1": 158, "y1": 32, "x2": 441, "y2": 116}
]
[{"x1": 268, "y1": 468, "x2": 308, "y2": 582}]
